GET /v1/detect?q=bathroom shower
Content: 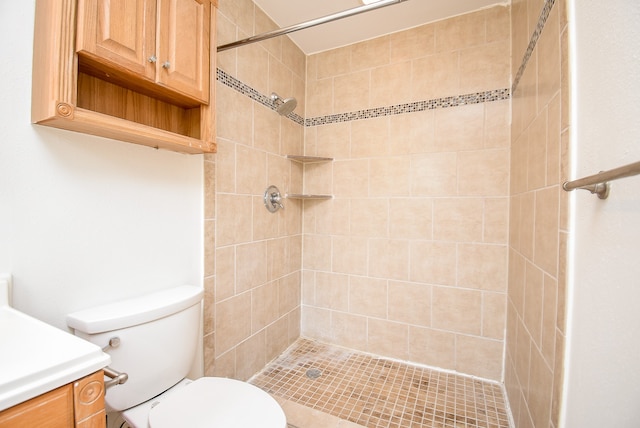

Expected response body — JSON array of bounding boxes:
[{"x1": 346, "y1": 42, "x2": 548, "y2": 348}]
[{"x1": 271, "y1": 92, "x2": 297, "y2": 116}]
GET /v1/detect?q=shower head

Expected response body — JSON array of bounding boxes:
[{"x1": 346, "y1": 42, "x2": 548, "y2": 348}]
[{"x1": 271, "y1": 92, "x2": 297, "y2": 116}]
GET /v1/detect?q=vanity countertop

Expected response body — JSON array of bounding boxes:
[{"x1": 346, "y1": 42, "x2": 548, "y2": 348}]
[{"x1": 0, "y1": 305, "x2": 110, "y2": 411}]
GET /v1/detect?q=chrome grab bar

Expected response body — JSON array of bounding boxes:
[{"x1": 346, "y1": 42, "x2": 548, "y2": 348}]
[
  {"x1": 562, "y1": 160, "x2": 640, "y2": 199},
  {"x1": 104, "y1": 367, "x2": 128, "y2": 390}
]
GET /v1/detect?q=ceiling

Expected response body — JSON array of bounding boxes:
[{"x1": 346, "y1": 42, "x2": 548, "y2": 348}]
[{"x1": 251, "y1": 0, "x2": 506, "y2": 54}]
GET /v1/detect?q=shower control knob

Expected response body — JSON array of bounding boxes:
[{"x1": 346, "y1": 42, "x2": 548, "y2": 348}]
[{"x1": 264, "y1": 185, "x2": 284, "y2": 213}]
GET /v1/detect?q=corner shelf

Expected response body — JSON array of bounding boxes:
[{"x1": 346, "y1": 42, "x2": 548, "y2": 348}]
[
  {"x1": 286, "y1": 194, "x2": 334, "y2": 200},
  {"x1": 287, "y1": 155, "x2": 334, "y2": 200},
  {"x1": 286, "y1": 155, "x2": 334, "y2": 163}
]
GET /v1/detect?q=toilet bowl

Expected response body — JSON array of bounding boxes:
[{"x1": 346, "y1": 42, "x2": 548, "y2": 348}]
[
  {"x1": 122, "y1": 378, "x2": 286, "y2": 428},
  {"x1": 67, "y1": 285, "x2": 286, "y2": 428}
]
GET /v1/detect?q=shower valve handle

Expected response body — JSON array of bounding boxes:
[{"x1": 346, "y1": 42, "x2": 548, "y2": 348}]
[{"x1": 264, "y1": 185, "x2": 284, "y2": 213}]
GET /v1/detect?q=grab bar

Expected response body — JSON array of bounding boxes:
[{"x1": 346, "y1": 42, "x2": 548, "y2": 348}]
[
  {"x1": 562, "y1": 160, "x2": 640, "y2": 199},
  {"x1": 104, "y1": 367, "x2": 128, "y2": 390}
]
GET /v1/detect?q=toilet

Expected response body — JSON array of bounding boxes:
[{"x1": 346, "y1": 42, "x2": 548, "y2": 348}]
[{"x1": 67, "y1": 285, "x2": 286, "y2": 428}]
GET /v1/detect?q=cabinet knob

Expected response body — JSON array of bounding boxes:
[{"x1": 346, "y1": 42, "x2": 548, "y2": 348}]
[
  {"x1": 162, "y1": 61, "x2": 171, "y2": 69},
  {"x1": 148, "y1": 55, "x2": 157, "y2": 63}
]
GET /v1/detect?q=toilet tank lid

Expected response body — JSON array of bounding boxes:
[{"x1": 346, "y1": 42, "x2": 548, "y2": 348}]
[{"x1": 67, "y1": 285, "x2": 204, "y2": 334}]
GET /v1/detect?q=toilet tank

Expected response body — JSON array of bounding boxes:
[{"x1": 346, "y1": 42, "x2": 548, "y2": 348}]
[{"x1": 67, "y1": 286, "x2": 204, "y2": 412}]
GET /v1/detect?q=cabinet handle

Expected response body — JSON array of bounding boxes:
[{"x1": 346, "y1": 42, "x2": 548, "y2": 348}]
[
  {"x1": 162, "y1": 61, "x2": 171, "y2": 69},
  {"x1": 148, "y1": 55, "x2": 157, "y2": 63}
]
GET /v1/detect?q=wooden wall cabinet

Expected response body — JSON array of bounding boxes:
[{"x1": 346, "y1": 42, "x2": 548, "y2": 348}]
[
  {"x1": 32, "y1": 0, "x2": 218, "y2": 154},
  {"x1": 0, "y1": 371, "x2": 105, "y2": 428}
]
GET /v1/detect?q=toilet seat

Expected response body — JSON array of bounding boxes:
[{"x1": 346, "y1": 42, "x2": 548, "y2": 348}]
[{"x1": 147, "y1": 377, "x2": 286, "y2": 428}]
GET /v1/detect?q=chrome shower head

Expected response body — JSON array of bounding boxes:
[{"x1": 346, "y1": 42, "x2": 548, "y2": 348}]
[{"x1": 271, "y1": 92, "x2": 297, "y2": 116}]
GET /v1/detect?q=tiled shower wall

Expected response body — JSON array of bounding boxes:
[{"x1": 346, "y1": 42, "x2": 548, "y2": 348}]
[
  {"x1": 507, "y1": 0, "x2": 569, "y2": 426},
  {"x1": 300, "y1": 6, "x2": 512, "y2": 381},
  {"x1": 203, "y1": 0, "x2": 307, "y2": 381}
]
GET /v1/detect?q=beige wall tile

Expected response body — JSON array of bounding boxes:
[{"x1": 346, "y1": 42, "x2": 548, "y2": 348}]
[
  {"x1": 236, "y1": 330, "x2": 266, "y2": 381},
  {"x1": 350, "y1": 199, "x2": 388, "y2": 238},
  {"x1": 434, "y1": 104, "x2": 485, "y2": 152},
  {"x1": 332, "y1": 236, "x2": 368, "y2": 276},
  {"x1": 410, "y1": 152, "x2": 458, "y2": 197},
  {"x1": 456, "y1": 334, "x2": 503, "y2": 380},
  {"x1": 484, "y1": 100, "x2": 511, "y2": 149},
  {"x1": 331, "y1": 311, "x2": 368, "y2": 350},
  {"x1": 535, "y1": 186, "x2": 560, "y2": 276},
  {"x1": 370, "y1": 61, "x2": 413, "y2": 108},
  {"x1": 412, "y1": 52, "x2": 459, "y2": 100},
  {"x1": 433, "y1": 198, "x2": 484, "y2": 242},
  {"x1": 484, "y1": 198, "x2": 510, "y2": 244},
  {"x1": 216, "y1": 292, "x2": 252, "y2": 356},
  {"x1": 349, "y1": 276, "x2": 387, "y2": 318},
  {"x1": 409, "y1": 326, "x2": 456, "y2": 370},
  {"x1": 388, "y1": 281, "x2": 431, "y2": 326},
  {"x1": 457, "y1": 243, "x2": 508, "y2": 291},
  {"x1": 368, "y1": 239, "x2": 409, "y2": 281},
  {"x1": 236, "y1": 241, "x2": 267, "y2": 293},
  {"x1": 457, "y1": 149, "x2": 510, "y2": 196},
  {"x1": 410, "y1": 241, "x2": 457, "y2": 285},
  {"x1": 216, "y1": 194, "x2": 253, "y2": 246},
  {"x1": 389, "y1": 198, "x2": 433, "y2": 240},
  {"x1": 279, "y1": 272, "x2": 301, "y2": 316},
  {"x1": 333, "y1": 159, "x2": 370, "y2": 198},
  {"x1": 236, "y1": 145, "x2": 266, "y2": 195},
  {"x1": 266, "y1": 317, "x2": 289, "y2": 363},
  {"x1": 215, "y1": 245, "x2": 235, "y2": 300},
  {"x1": 350, "y1": 36, "x2": 390, "y2": 72},
  {"x1": 334, "y1": 71, "x2": 371, "y2": 114},
  {"x1": 367, "y1": 318, "x2": 409, "y2": 360},
  {"x1": 316, "y1": 46, "x2": 351, "y2": 79},
  {"x1": 204, "y1": 220, "x2": 216, "y2": 277},
  {"x1": 350, "y1": 117, "x2": 389, "y2": 158},
  {"x1": 315, "y1": 272, "x2": 349, "y2": 312},
  {"x1": 369, "y1": 157, "x2": 411, "y2": 197},
  {"x1": 390, "y1": 24, "x2": 435, "y2": 62},
  {"x1": 301, "y1": 306, "x2": 332, "y2": 341},
  {"x1": 483, "y1": 291, "x2": 507, "y2": 339},
  {"x1": 432, "y1": 287, "x2": 482, "y2": 335},
  {"x1": 435, "y1": 10, "x2": 486, "y2": 52},
  {"x1": 459, "y1": 41, "x2": 511, "y2": 93},
  {"x1": 389, "y1": 110, "x2": 435, "y2": 155},
  {"x1": 251, "y1": 281, "x2": 279, "y2": 333},
  {"x1": 303, "y1": 234, "x2": 332, "y2": 270}
]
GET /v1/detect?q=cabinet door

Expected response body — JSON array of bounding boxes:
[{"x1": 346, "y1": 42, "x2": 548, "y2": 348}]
[
  {"x1": 157, "y1": 0, "x2": 210, "y2": 103},
  {"x1": 77, "y1": 0, "x2": 156, "y2": 81},
  {"x1": 0, "y1": 385, "x2": 73, "y2": 427}
]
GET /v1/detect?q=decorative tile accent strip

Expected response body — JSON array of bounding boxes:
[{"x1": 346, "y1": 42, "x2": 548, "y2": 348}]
[
  {"x1": 512, "y1": 0, "x2": 557, "y2": 93},
  {"x1": 216, "y1": 68, "x2": 305, "y2": 125},
  {"x1": 305, "y1": 89, "x2": 510, "y2": 127},
  {"x1": 216, "y1": 70, "x2": 510, "y2": 128}
]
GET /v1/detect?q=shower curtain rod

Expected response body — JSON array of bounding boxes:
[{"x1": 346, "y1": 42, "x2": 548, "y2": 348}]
[{"x1": 217, "y1": 0, "x2": 409, "y2": 52}]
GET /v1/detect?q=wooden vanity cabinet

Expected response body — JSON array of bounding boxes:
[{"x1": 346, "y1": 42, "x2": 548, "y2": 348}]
[
  {"x1": 0, "y1": 371, "x2": 105, "y2": 428},
  {"x1": 32, "y1": 0, "x2": 217, "y2": 154}
]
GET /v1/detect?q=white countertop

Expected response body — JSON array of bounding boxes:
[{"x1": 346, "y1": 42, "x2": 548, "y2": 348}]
[{"x1": 0, "y1": 306, "x2": 111, "y2": 411}]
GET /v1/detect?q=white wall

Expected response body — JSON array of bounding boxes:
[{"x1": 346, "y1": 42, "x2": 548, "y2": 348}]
[
  {"x1": 563, "y1": 1, "x2": 640, "y2": 426},
  {"x1": 0, "y1": 2, "x2": 203, "y2": 330}
]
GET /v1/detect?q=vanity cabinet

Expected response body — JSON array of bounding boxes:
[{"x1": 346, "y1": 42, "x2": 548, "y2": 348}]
[
  {"x1": 32, "y1": 0, "x2": 218, "y2": 154},
  {"x1": 0, "y1": 370, "x2": 105, "y2": 428},
  {"x1": 76, "y1": 0, "x2": 210, "y2": 104}
]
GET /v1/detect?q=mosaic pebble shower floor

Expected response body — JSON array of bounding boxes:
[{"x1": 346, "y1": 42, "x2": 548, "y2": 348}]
[{"x1": 251, "y1": 339, "x2": 512, "y2": 428}]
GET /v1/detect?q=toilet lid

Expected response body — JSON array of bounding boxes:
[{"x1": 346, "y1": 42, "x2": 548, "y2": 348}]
[{"x1": 148, "y1": 377, "x2": 286, "y2": 428}]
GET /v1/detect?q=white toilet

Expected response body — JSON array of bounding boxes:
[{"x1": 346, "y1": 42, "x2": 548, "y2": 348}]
[{"x1": 67, "y1": 285, "x2": 286, "y2": 428}]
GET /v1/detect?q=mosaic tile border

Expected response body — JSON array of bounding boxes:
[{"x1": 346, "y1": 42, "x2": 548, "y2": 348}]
[
  {"x1": 217, "y1": 68, "x2": 510, "y2": 128},
  {"x1": 216, "y1": 68, "x2": 305, "y2": 126},
  {"x1": 305, "y1": 89, "x2": 510, "y2": 127},
  {"x1": 512, "y1": 0, "x2": 557, "y2": 93}
]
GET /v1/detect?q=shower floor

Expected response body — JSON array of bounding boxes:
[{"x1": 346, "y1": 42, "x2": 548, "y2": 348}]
[{"x1": 250, "y1": 338, "x2": 511, "y2": 428}]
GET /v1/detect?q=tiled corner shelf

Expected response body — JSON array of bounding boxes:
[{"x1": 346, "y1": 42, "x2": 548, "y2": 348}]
[
  {"x1": 286, "y1": 155, "x2": 333, "y2": 200},
  {"x1": 286, "y1": 194, "x2": 334, "y2": 200},
  {"x1": 286, "y1": 155, "x2": 334, "y2": 163}
]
